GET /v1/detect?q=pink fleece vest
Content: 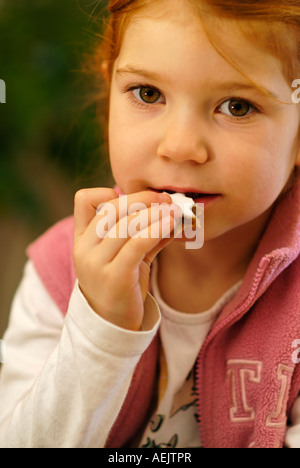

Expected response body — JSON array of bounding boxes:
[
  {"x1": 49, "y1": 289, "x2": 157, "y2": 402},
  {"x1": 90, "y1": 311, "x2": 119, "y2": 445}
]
[{"x1": 27, "y1": 171, "x2": 300, "y2": 448}]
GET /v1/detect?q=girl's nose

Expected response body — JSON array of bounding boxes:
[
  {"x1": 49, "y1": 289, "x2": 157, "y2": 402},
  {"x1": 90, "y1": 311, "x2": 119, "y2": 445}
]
[{"x1": 157, "y1": 111, "x2": 209, "y2": 165}]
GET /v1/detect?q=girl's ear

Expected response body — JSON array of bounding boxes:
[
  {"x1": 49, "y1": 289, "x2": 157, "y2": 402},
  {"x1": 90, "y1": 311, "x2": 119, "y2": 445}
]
[{"x1": 101, "y1": 61, "x2": 110, "y2": 83}]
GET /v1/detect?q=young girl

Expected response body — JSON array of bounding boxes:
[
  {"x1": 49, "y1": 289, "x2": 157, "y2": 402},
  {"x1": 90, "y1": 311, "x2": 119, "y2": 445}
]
[{"x1": 0, "y1": 0, "x2": 300, "y2": 448}]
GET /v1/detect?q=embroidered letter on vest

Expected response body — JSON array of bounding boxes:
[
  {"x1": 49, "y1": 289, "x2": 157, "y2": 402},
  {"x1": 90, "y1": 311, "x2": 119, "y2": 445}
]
[
  {"x1": 266, "y1": 364, "x2": 294, "y2": 427},
  {"x1": 227, "y1": 360, "x2": 262, "y2": 423}
]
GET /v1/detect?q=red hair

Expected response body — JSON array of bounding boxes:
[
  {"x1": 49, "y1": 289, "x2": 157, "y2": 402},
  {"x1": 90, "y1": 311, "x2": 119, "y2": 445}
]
[
  {"x1": 98, "y1": 0, "x2": 300, "y2": 83},
  {"x1": 82, "y1": 0, "x2": 300, "y2": 131}
]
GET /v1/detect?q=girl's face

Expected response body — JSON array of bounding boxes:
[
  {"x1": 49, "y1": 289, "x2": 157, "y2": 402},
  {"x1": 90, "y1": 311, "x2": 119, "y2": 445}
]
[{"x1": 108, "y1": 3, "x2": 300, "y2": 242}]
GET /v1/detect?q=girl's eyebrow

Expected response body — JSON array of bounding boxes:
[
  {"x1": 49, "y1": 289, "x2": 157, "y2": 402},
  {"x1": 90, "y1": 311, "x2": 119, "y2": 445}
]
[
  {"x1": 218, "y1": 82, "x2": 280, "y2": 101},
  {"x1": 116, "y1": 65, "x2": 280, "y2": 100},
  {"x1": 116, "y1": 65, "x2": 172, "y2": 84}
]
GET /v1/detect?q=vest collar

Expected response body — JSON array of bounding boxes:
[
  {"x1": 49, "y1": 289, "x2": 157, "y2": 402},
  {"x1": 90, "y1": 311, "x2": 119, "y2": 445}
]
[{"x1": 215, "y1": 168, "x2": 300, "y2": 327}]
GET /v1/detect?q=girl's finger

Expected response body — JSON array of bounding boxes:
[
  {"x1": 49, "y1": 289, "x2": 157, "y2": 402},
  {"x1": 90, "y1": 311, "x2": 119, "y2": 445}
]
[
  {"x1": 110, "y1": 208, "x2": 179, "y2": 276},
  {"x1": 74, "y1": 188, "x2": 119, "y2": 238},
  {"x1": 96, "y1": 190, "x2": 171, "y2": 222},
  {"x1": 94, "y1": 203, "x2": 180, "y2": 265},
  {"x1": 77, "y1": 190, "x2": 172, "y2": 251},
  {"x1": 143, "y1": 234, "x2": 175, "y2": 267}
]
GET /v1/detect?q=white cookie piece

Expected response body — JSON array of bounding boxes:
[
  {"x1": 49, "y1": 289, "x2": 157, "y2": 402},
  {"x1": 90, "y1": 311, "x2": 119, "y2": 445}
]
[
  {"x1": 169, "y1": 192, "x2": 195, "y2": 220},
  {"x1": 166, "y1": 192, "x2": 202, "y2": 238}
]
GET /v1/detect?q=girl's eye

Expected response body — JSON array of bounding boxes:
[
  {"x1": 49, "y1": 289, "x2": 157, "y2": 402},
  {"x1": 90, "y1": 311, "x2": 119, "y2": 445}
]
[
  {"x1": 218, "y1": 99, "x2": 256, "y2": 118},
  {"x1": 132, "y1": 86, "x2": 163, "y2": 105}
]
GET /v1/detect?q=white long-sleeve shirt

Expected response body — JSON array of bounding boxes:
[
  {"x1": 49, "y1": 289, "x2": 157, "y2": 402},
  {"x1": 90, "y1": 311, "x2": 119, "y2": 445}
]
[
  {"x1": 0, "y1": 261, "x2": 160, "y2": 448},
  {"x1": 0, "y1": 260, "x2": 299, "y2": 448}
]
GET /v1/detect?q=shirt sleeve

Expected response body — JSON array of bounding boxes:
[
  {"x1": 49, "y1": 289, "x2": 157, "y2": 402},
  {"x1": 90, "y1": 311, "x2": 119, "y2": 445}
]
[{"x1": 0, "y1": 260, "x2": 161, "y2": 448}]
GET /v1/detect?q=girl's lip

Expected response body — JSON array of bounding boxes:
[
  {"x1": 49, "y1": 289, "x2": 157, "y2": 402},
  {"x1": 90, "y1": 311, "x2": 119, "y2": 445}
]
[
  {"x1": 151, "y1": 186, "x2": 213, "y2": 195},
  {"x1": 193, "y1": 194, "x2": 221, "y2": 205},
  {"x1": 150, "y1": 187, "x2": 221, "y2": 203}
]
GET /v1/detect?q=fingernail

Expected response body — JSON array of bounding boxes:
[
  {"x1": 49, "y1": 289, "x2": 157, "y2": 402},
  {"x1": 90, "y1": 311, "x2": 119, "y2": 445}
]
[{"x1": 159, "y1": 192, "x2": 173, "y2": 202}]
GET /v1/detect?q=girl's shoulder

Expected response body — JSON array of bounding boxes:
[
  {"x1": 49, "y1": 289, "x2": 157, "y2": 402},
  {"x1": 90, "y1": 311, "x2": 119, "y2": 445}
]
[{"x1": 26, "y1": 216, "x2": 76, "y2": 315}]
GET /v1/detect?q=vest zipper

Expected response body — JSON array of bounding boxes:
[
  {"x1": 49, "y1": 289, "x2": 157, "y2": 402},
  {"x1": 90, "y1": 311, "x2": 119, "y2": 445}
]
[{"x1": 194, "y1": 259, "x2": 270, "y2": 447}]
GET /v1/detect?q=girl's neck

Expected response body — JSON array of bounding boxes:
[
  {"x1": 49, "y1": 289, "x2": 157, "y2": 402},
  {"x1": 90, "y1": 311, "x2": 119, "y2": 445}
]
[
  {"x1": 174, "y1": 207, "x2": 271, "y2": 276},
  {"x1": 156, "y1": 208, "x2": 272, "y2": 314}
]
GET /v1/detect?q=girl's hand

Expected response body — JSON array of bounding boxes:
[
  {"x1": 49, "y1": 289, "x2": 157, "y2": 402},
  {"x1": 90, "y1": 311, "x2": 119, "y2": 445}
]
[{"x1": 73, "y1": 188, "x2": 179, "y2": 331}]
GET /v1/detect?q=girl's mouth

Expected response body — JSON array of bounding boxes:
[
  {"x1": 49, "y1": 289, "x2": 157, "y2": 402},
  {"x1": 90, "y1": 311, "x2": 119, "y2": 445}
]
[{"x1": 150, "y1": 188, "x2": 221, "y2": 205}]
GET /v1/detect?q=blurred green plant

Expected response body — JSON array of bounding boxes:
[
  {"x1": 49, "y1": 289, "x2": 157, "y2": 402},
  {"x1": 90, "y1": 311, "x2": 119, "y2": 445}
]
[{"x1": 0, "y1": 0, "x2": 111, "y2": 227}]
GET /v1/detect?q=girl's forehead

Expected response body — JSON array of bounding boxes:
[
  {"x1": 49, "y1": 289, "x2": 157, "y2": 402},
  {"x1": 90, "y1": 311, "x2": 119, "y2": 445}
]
[
  {"x1": 113, "y1": 0, "x2": 296, "y2": 93},
  {"x1": 121, "y1": 7, "x2": 257, "y2": 66},
  {"x1": 117, "y1": 11, "x2": 290, "y2": 100},
  {"x1": 126, "y1": 0, "x2": 200, "y2": 27}
]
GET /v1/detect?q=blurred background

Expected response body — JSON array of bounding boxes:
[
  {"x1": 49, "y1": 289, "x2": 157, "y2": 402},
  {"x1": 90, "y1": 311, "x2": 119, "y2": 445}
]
[{"x1": 0, "y1": 0, "x2": 113, "y2": 338}]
